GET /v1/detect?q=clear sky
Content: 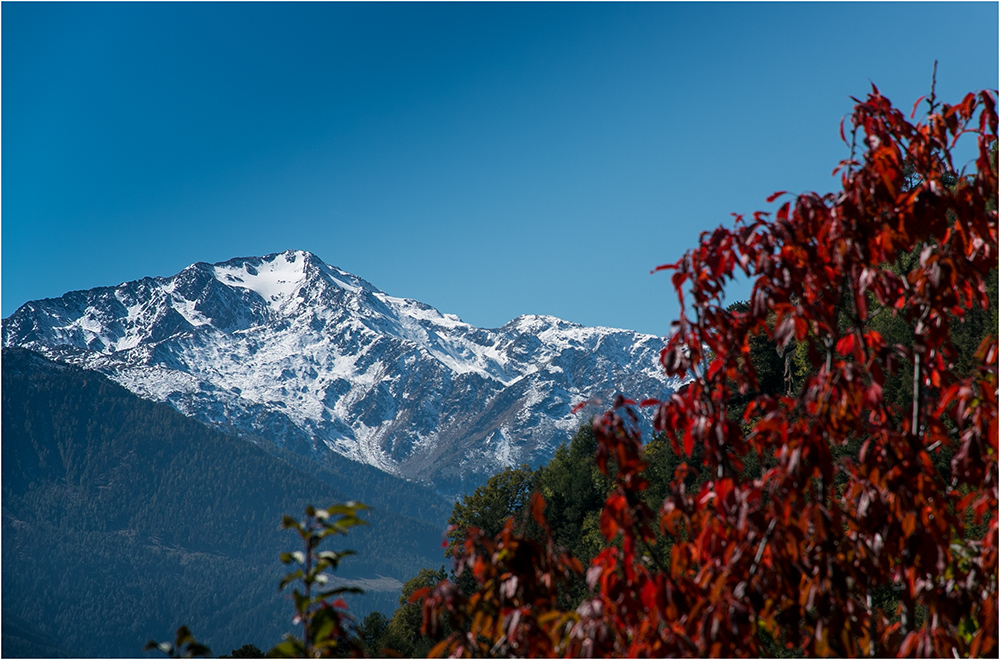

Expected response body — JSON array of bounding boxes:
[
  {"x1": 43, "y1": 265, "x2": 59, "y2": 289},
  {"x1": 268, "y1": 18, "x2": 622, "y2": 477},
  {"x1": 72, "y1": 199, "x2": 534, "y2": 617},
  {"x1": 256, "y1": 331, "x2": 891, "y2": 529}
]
[{"x1": 3, "y1": 2, "x2": 997, "y2": 335}]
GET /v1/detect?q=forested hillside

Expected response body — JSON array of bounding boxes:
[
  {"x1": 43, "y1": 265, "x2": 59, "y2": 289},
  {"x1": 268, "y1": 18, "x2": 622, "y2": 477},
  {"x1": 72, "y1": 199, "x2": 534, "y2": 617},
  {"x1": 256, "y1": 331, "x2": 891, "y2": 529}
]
[{"x1": 1, "y1": 348, "x2": 447, "y2": 658}]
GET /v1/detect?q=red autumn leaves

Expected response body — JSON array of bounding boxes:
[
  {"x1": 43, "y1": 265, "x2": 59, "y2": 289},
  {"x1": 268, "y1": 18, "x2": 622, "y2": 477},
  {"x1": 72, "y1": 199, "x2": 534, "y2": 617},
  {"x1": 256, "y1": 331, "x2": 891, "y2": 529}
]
[{"x1": 418, "y1": 87, "x2": 998, "y2": 658}]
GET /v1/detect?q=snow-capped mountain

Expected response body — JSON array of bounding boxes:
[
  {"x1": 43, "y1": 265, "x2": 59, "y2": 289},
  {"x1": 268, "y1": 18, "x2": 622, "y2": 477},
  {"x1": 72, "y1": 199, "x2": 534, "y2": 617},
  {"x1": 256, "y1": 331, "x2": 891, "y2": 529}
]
[{"x1": 3, "y1": 250, "x2": 683, "y2": 493}]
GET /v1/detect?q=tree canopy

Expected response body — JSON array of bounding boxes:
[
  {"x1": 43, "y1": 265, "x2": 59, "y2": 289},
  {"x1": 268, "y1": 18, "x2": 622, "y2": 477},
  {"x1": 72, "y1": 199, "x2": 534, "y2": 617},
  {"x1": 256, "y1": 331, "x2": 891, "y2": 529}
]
[
  {"x1": 445, "y1": 465, "x2": 537, "y2": 558},
  {"x1": 417, "y1": 87, "x2": 998, "y2": 657}
]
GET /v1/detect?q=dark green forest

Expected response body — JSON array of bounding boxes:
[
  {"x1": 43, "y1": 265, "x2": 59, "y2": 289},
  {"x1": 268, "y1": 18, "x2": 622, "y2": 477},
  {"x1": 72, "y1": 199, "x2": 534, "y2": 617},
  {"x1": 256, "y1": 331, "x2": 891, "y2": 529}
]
[{"x1": 1, "y1": 348, "x2": 449, "y2": 658}]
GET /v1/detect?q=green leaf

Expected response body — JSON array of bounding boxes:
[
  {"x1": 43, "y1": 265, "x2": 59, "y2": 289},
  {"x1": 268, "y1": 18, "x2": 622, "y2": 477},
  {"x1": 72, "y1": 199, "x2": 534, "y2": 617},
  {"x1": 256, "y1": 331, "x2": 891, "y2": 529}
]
[
  {"x1": 327, "y1": 502, "x2": 369, "y2": 517},
  {"x1": 144, "y1": 640, "x2": 173, "y2": 655},
  {"x1": 279, "y1": 551, "x2": 305, "y2": 565},
  {"x1": 312, "y1": 616, "x2": 336, "y2": 644},
  {"x1": 174, "y1": 626, "x2": 194, "y2": 646},
  {"x1": 268, "y1": 638, "x2": 304, "y2": 658},
  {"x1": 316, "y1": 549, "x2": 352, "y2": 567},
  {"x1": 278, "y1": 569, "x2": 303, "y2": 591},
  {"x1": 279, "y1": 515, "x2": 301, "y2": 531}
]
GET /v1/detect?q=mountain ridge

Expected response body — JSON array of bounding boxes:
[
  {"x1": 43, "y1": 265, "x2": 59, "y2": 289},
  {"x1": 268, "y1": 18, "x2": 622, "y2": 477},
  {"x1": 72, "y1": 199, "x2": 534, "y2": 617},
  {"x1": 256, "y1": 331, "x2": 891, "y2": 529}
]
[{"x1": 3, "y1": 249, "x2": 683, "y2": 494}]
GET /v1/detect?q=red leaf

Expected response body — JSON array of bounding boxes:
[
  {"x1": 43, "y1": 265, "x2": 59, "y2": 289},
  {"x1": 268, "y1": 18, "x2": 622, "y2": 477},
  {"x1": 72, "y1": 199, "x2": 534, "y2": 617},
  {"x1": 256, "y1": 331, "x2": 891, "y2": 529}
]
[
  {"x1": 653, "y1": 259, "x2": 682, "y2": 273},
  {"x1": 715, "y1": 478, "x2": 734, "y2": 515},
  {"x1": 776, "y1": 201, "x2": 790, "y2": 224},
  {"x1": 774, "y1": 316, "x2": 795, "y2": 348},
  {"x1": 600, "y1": 497, "x2": 623, "y2": 540},
  {"x1": 900, "y1": 631, "x2": 920, "y2": 657},
  {"x1": 572, "y1": 399, "x2": 600, "y2": 414},
  {"x1": 530, "y1": 492, "x2": 547, "y2": 527},
  {"x1": 766, "y1": 191, "x2": 788, "y2": 203},
  {"x1": 836, "y1": 334, "x2": 856, "y2": 356},
  {"x1": 901, "y1": 511, "x2": 916, "y2": 539},
  {"x1": 409, "y1": 587, "x2": 432, "y2": 604}
]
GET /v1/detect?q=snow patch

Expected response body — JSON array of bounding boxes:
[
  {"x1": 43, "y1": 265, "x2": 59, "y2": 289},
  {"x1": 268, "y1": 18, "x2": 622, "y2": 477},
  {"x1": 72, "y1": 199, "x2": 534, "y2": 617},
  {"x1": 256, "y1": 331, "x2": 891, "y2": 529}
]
[{"x1": 214, "y1": 251, "x2": 307, "y2": 311}]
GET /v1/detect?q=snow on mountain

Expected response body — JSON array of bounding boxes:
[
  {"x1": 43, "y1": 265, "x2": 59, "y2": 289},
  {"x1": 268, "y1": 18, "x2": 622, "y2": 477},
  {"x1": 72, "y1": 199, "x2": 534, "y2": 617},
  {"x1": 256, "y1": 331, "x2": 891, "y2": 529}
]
[{"x1": 3, "y1": 250, "x2": 685, "y2": 494}]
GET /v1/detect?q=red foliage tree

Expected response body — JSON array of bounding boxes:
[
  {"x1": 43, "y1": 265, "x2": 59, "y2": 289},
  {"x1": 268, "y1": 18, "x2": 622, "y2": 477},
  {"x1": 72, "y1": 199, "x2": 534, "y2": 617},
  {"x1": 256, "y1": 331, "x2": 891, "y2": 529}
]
[{"x1": 418, "y1": 87, "x2": 998, "y2": 657}]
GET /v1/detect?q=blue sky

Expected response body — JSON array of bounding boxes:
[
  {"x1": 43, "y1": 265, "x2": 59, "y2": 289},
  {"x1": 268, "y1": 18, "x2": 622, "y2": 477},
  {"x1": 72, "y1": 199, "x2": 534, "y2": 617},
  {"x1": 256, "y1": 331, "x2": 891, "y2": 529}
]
[{"x1": 3, "y1": 2, "x2": 997, "y2": 335}]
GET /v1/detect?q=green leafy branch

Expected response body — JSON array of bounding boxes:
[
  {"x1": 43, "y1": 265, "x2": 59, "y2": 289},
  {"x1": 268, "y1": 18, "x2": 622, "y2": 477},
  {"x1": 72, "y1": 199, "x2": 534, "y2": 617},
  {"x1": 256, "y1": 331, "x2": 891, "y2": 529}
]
[
  {"x1": 270, "y1": 503, "x2": 369, "y2": 658},
  {"x1": 145, "y1": 502, "x2": 369, "y2": 658}
]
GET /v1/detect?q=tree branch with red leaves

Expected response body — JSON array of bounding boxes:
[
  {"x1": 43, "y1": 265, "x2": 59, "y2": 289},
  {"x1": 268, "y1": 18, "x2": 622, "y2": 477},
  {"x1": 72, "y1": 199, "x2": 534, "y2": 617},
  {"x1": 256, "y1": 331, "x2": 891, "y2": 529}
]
[{"x1": 420, "y1": 87, "x2": 998, "y2": 658}]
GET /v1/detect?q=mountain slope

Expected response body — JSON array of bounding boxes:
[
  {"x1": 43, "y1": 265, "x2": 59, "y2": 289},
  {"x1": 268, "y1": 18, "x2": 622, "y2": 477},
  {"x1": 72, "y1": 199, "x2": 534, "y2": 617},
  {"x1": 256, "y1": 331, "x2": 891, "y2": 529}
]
[
  {"x1": 3, "y1": 250, "x2": 682, "y2": 494},
  {"x1": 1, "y1": 348, "x2": 445, "y2": 657}
]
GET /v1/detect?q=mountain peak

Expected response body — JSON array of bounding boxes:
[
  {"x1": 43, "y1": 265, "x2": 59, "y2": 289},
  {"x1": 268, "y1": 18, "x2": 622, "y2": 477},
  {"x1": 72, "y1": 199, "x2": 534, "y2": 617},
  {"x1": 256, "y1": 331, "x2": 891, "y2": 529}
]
[
  {"x1": 3, "y1": 250, "x2": 683, "y2": 493},
  {"x1": 212, "y1": 250, "x2": 311, "y2": 311},
  {"x1": 503, "y1": 314, "x2": 584, "y2": 332}
]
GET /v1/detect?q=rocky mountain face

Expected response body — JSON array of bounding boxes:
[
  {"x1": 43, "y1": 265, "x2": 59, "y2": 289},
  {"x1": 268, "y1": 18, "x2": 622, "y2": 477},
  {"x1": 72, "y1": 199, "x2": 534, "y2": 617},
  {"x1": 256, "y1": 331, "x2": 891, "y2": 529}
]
[{"x1": 3, "y1": 250, "x2": 683, "y2": 494}]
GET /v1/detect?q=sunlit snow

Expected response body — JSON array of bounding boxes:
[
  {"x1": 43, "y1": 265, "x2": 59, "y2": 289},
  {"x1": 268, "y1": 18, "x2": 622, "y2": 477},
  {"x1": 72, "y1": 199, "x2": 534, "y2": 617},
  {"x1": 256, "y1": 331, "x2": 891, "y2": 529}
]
[
  {"x1": 3, "y1": 249, "x2": 687, "y2": 489},
  {"x1": 213, "y1": 250, "x2": 308, "y2": 310}
]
